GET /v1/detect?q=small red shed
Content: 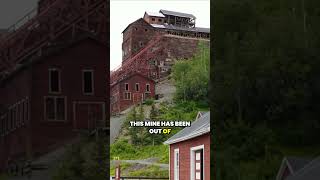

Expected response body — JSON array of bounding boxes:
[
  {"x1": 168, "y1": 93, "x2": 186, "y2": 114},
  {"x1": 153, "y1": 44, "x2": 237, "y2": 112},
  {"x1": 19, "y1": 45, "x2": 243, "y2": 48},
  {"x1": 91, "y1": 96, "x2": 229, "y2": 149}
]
[
  {"x1": 164, "y1": 111, "x2": 210, "y2": 180},
  {"x1": 110, "y1": 73, "x2": 155, "y2": 115}
]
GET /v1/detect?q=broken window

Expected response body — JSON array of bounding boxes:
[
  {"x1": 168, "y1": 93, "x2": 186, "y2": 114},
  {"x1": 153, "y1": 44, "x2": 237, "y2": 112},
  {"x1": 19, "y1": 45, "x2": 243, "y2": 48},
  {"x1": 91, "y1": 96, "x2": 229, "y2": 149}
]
[
  {"x1": 49, "y1": 68, "x2": 60, "y2": 93},
  {"x1": 125, "y1": 83, "x2": 129, "y2": 91},
  {"x1": 135, "y1": 83, "x2": 140, "y2": 92},
  {"x1": 83, "y1": 70, "x2": 94, "y2": 94}
]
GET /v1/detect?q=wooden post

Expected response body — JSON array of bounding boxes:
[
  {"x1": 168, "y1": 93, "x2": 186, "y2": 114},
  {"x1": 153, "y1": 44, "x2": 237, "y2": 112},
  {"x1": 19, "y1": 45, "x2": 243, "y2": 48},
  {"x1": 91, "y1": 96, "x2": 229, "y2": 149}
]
[{"x1": 115, "y1": 164, "x2": 121, "y2": 180}]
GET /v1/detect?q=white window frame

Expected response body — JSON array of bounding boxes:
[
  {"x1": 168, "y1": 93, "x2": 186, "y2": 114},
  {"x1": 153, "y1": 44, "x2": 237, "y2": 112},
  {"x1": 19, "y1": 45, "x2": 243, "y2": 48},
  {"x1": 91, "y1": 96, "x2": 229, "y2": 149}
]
[
  {"x1": 124, "y1": 92, "x2": 132, "y2": 100},
  {"x1": 174, "y1": 148, "x2": 180, "y2": 180},
  {"x1": 49, "y1": 68, "x2": 61, "y2": 94},
  {"x1": 135, "y1": 83, "x2": 140, "y2": 92},
  {"x1": 82, "y1": 69, "x2": 94, "y2": 95},
  {"x1": 125, "y1": 83, "x2": 129, "y2": 91},
  {"x1": 190, "y1": 145, "x2": 205, "y2": 180},
  {"x1": 44, "y1": 96, "x2": 67, "y2": 122},
  {"x1": 146, "y1": 83, "x2": 150, "y2": 92}
]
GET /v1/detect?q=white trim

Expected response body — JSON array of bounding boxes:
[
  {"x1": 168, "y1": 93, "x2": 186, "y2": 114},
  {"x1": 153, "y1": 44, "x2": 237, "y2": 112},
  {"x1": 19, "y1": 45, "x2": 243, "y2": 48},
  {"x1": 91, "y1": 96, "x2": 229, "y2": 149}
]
[
  {"x1": 135, "y1": 83, "x2": 140, "y2": 92},
  {"x1": 146, "y1": 83, "x2": 150, "y2": 92},
  {"x1": 48, "y1": 68, "x2": 61, "y2": 94},
  {"x1": 174, "y1": 148, "x2": 180, "y2": 180},
  {"x1": 82, "y1": 69, "x2": 95, "y2": 95},
  {"x1": 190, "y1": 145, "x2": 205, "y2": 180},
  {"x1": 44, "y1": 96, "x2": 67, "y2": 122},
  {"x1": 125, "y1": 83, "x2": 129, "y2": 91},
  {"x1": 124, "y1": 92, "x2": 132, "y2": 100}
]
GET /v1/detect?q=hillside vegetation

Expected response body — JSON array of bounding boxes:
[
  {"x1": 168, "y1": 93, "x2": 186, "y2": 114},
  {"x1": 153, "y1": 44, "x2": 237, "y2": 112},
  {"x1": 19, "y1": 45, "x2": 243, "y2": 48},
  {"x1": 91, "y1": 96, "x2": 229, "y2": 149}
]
[
  {"x1": 212, "y1": 0, "x2": 320, "y2": 179},
  {"x1": 110, "y1": 42, "x2": 210, "y2": 176}
]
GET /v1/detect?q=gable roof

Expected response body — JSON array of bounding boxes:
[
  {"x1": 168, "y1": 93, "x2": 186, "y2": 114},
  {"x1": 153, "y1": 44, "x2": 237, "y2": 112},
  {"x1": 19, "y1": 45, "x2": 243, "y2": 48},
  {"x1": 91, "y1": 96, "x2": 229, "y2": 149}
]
[
  {"x1": 160, "y1": 9, "x2": 196, "y2": 19},
  {"x1": 276, "y1": 156, "x2": 316, "y2": 180},
  {"x1": 164, "y1": 111, "x2": 210, "y2": 145},
  {"x1": 122, "y1": 18, "x2": 152, "y2": 33},
  {"x1": 286, "y1": 157, "x2": 320, "y2": 180}
]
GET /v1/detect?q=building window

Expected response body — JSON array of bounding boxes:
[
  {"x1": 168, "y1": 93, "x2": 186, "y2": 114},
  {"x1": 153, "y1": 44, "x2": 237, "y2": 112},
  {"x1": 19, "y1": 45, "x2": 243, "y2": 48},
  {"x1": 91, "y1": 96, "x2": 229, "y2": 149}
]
[
  {"x1": 146, "y1": 84, "x2": 150, "y2": 92},
  {"x1": 174, "y1": 149, "x2": 180, "y2": 180},
  {"x1": 145, "y1": 29, "x2": 148, "y2": 32},
  {"x1": 125, "y1": 83, "x2": 129, "y2": 91},
  {"x1": 158, "y1": 19, "x2": 162, "y2": 22},
  {"x1": 135, "y1": 83, "x2": 140, "y2": 92},
  {"x1": 152, "y1": 18, "x2": 155, "y2": 21},
  {"x1": 124, "y1": 92, "x2": 131, "y2": 100},
  {"x1": 83, "y1": 70, "x2": 94, "y2": 95},
  {"x1": 49, "y1": 68, "x2": 61, "y2": 93},
  {"x1": 190, "y1": 145, "x2": 205, "y2": 180},
  {"x1": 44, "y1": 96, "x2": 66, "y2": 121},
  {"x1": 0, "y1": 115, "x2": 5, "y2": 136}
]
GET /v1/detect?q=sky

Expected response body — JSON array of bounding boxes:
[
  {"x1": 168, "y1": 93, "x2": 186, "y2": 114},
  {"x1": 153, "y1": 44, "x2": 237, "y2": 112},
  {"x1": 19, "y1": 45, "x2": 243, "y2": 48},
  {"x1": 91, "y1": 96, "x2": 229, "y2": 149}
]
[
  {"x1": 0, "y1": 0, "x2": 210, "y2": 71},
  {"x1": 110, "y1": 0, "x2": 210, "y2": 70},
  {"x1": 0, "y1": 0, "x2": 38, "y2": 28}
]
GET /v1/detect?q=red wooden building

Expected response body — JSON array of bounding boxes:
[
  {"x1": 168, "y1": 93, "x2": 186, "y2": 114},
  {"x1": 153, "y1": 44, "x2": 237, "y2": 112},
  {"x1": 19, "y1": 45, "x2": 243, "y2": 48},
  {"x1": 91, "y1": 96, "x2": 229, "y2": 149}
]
[
  {"x1": 110, "y1": 73, "x2": 155, "y2": 115},
  {"x1": 164, "y1": 111, "x2": 210, "y2": 180},
  {"x1": 0, "y1": 35, "x2": 108, "y2": 170},
  {"x1": 0, "y1": 0, "x2": 108, "y2": 171}
]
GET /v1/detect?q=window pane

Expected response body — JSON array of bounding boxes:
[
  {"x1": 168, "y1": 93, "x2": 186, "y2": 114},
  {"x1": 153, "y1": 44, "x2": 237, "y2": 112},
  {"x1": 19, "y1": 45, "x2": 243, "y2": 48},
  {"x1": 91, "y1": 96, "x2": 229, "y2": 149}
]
[
  {"x1": 50, "y1": 70, "x2": 60, "y2": 92},
  {"x1": 46, "y1": 97, "x2": 55, "y2": 120},
  {"x1": 56, "y1": 98, "x2": 65, "y2": 120},
  {"x1": 84, "y1": 71, "x2": 93, "y2": 93}
]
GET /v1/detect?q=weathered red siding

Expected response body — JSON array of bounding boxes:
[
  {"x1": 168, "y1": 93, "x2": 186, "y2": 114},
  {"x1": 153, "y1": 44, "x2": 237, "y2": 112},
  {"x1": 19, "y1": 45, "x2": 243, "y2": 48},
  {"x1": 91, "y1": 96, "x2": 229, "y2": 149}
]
[
  {"x1": 0, "y1": 37, "x2": 108, "y2": 170},
  {"x1": 169, "y1": 133, "x2": 210, "y2": 180}
]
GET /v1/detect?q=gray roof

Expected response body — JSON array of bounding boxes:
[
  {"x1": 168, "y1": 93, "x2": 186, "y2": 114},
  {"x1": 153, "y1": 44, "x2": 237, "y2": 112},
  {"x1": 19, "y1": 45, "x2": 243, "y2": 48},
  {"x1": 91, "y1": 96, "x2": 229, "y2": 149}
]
[
  {"x1": 286, "y1": 157, "x2": 320, "y2": 180},
  {"x1": 164, "y1": 112, "x2": 210, "y2": 145},
  {"x1": 160, "y1": 9, "x2": 196, "y2": 19},
  {"x1": 287, "y1": 157, "x2": 312, "y2": 172},
  {"x1": 150, "y1": 23, "x2": 210, "y2": 33}
]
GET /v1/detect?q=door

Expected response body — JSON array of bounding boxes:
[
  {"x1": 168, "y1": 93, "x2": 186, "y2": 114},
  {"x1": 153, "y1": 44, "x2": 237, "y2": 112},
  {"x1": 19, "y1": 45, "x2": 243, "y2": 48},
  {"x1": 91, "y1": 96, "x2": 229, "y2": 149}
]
[
  {"x1": 194, "y1": 149, "x2": 204, "y2": 180},
  {"x1": 73, "y1": 102, "x2": 105, "y2": 130},
  {"x1": 132, "y1": 93, "x2": 143, "y2": 104}
]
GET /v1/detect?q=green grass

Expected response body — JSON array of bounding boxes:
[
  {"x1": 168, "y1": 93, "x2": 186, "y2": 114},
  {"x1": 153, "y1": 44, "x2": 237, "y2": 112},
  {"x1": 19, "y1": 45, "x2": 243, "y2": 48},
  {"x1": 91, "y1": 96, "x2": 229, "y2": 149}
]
[
  {"x1": 110, "y1": 139, "x2": 169, "y2": 163},
  {"x1": 128, "y1": 165, "x2": 168, "y2": 177}
]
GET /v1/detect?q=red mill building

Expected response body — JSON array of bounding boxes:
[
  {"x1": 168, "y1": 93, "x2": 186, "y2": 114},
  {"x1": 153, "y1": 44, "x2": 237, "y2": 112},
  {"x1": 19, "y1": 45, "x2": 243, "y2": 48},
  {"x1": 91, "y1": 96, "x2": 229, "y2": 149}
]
[
  {"x1": 110, "y1": 10, "x2": 210, "y2": 114},
  {"x1": 0, "y1": 0, "x2": 107, "y2": 171}
]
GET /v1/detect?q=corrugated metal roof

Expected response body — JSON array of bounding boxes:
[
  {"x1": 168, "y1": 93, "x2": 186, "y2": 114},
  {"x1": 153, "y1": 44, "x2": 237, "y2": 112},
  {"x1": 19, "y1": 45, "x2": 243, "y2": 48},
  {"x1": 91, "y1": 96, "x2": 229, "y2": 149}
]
[
  {"x1": 145, "y1": 11, "x2": 165, "y2": 18},
  {"x1": 164, "y1": 112, "x2": 210, "y2": 145},
  {"x1": 160, "y1": 9, "x2": 196, "y2": 19}
]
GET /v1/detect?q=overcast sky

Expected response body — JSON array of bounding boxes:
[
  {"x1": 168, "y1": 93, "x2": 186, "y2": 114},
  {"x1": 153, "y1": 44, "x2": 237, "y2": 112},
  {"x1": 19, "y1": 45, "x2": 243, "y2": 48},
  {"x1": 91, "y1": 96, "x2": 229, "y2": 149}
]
[
  {"x1": 110, "y1": 0, "x2": 210, "y2": 70},
  {"x1": 0, "y1": 0, "x2": 210, "y2": 71},
  {"x1": 0, "y1": 0, "x2": 38, "y2": 28}
]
